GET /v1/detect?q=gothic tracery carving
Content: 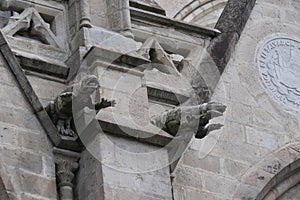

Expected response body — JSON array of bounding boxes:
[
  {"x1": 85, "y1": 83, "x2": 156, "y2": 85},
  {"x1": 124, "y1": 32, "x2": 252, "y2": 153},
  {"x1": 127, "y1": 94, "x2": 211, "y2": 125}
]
[{"x1": 2, "y1": 7, "x2": 63, "y2": 49}]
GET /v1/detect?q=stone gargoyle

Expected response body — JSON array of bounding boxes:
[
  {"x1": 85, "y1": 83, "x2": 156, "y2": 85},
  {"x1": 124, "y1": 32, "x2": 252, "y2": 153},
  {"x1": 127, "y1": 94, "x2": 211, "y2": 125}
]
[
  {"x1": 151, "y1": 102, "x2": 226, "y2": 139},
  {"x1": 46, "y1": 75, "x2": 115, "y2": 137}
]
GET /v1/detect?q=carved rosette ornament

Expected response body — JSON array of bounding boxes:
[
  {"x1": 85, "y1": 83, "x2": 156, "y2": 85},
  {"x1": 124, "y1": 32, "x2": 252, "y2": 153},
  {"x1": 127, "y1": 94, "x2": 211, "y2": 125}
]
[
  {"x1": 257, "y1": 36, "x2": 300, "y2": 112},
  {"x1": 54, "y1": 148, "x2": 80, "y2": 200}
]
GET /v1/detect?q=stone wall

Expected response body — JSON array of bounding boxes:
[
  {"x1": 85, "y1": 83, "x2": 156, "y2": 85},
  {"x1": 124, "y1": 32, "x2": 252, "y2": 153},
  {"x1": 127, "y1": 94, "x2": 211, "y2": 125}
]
[
  {"x1": 76, "y1": 134, "x2": 173, "y2": 200},
  {"x1": 172, "y1": 0, "x2": 300, "y2": 199},
  {"x1": 0, "y1": 54, "x2": 59, "y2": 199},
  {"x1": 1, "y1": 0, "x2": 300, "y2": 199}
]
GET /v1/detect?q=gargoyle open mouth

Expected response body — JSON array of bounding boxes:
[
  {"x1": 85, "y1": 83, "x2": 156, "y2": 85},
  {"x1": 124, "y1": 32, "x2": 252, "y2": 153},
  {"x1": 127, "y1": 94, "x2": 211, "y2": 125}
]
[
  {"x1": 83, "y1": 76, "x2": 99, "y2": 90},
  {"x1": 87, "y1": 79, "x2": 99, "y2": 88}
]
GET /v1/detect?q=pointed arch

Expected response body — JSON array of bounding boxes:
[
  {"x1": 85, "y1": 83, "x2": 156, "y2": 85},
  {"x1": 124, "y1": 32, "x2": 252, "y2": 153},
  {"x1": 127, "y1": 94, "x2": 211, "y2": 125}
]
[{"x1": 174, "y1": 0, "x2": 228, "y2": 28}]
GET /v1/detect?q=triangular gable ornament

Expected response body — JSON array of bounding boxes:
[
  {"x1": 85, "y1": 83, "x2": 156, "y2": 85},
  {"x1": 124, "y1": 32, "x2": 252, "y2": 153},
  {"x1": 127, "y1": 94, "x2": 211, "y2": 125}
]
[
  {"x1": 137, "y1": 37, "x2": 182, "y2": 76},
  {"x1": 2, "y1": 7, "x2": 63, "y2": 49}
]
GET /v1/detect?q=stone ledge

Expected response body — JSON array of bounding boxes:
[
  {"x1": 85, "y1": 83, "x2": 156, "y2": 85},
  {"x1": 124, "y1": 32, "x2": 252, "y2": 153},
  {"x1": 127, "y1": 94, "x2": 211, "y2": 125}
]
[
  {"x1": 130, "y1": 7, "x2": 221, "y2": 38},
  {"x1": 18, "y1": 55, "x2": 69, "y2": 79},
  {"x1": 76, "y1": 110, "x2": 173, "y2": 148},
  {"x1": 130, "y1": 0, "x2": 166, "y2": 16}
]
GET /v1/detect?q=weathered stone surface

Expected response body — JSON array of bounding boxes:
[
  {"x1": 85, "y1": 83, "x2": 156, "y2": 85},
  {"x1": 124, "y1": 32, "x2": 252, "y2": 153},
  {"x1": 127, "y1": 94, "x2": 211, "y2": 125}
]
[
  {"x1": 221, "y1": 159, "x2": 250, "y2": 179},
  {"x1": 27, "y1": 75, "x2": 66, "y2": 102},
  {"x1": 278, "y1": 183, "x2": 300, "y2": 200},
  {"x1": 0, "y1": 147, "x2": 43, "y2": 174},
  {"x1": 19, "y1": 170, "x2": 57, "y2": 199},
  {"x1": 218, "y1": 120, "x2": 246, "y2": 143},
  {"x1": 245, "y1": 126, "x2": 281, "y2": 150},
  {"x1": 181, "y1": 150, "x2": 220, "y2": 174},
  {"x1": 211, "y1": 141, "x2": 271, "y2": 165},
  {"x1": 77, "y1": 135, "x2": 173, "y2": 199},
  {"x1": 173, "y1": 185, "x2": 227, "y2": 200},
  {"x1": 241, "y1": 167, "x2": 273, "y2": 188},
  {"x1": 20, "y1": 193, "x2": 56, "y2": 200},
  {"x1": 274, "y1": 147, "x2": 300, "y2": 164},
  {"x1": 114, "y1": 188, "x2": 164, "y2": 200},
  {"x1": 1, "y1": 0, "x2": 300, "y2": 199},
  {"x1": 102, "y1": 163, "x2": 172, "y2": 198},
  {"x1": 233, "y1": 183, "x2": 260, "y2": 200},
  {"x1": 202, "y1": 173, "x2": 238, "y2": 197},
  {"x1": 173, "y1": 166, "x2": 202, "y2": 189}
]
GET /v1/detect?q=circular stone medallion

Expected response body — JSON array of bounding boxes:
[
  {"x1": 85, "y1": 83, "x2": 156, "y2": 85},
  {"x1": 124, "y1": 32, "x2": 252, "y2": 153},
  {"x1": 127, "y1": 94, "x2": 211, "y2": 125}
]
[{"x1": 257, "y1": 36, "x2": 300, "y2": 112}]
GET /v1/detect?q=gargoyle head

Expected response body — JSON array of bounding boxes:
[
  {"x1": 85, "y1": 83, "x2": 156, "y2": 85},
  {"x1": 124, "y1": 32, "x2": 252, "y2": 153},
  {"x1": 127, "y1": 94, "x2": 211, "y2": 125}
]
[{"x1": 80, "y1": 75, "x2": 100, "y2": 94}]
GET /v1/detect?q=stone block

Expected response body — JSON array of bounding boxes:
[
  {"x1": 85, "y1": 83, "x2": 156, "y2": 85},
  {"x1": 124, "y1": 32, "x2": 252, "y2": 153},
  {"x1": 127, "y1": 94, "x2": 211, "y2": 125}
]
[
  {"x1": 0, "y1": 147, "x2": 43, "y2": 174},
  {"x1": 228, "y1": 83, "x2": 258, "y2": 106},
  {"x1": 21, "y1": 193, "x2": 56, "y2": 200},
  {"x1": 181, "y1": 150, "x2": 220, "y2": 174},
  {"x1": 256, "y1": 157, "x2": 286, "y2": 175},
  {"x1": 0, "y1": 64, "x2": 17, "y2": 87},
  {"x1": 0, "y1": 84, "x2": 31, "y2": 111},
  {"x1": 255, "y1": 95, "x2": 289, "y2": 125},
  {"x1": 42, "y1": 155, "x2": 55, "y2": 177},
  {"x1": 19, "y1": 170, "x2": 57, "y2": 199},
  {"x1": 254, "y1": 2, "x2": 281, "y2": 20},
  {"x1": 102, "y1": 185, "x2": 113, "y2": 200},
  {"x1": 234, "y1": 61, "x2": 265, "y2": 98},
  {"x1": 114, "y1": 188, "x2": 163, "y2": 200},
  {"x1": 219, "y1": 120, "x2": 246, "y2": 143},
  {"x1": 27, "y1": 75, "x2": 66, "y2": 101},
  {"x1": 274, "y1": 147, "x2": 300, "y2": 164},
  {"x1": 0, "y1": 105, "x2": 44, "y2": 132},
  {"x1": 102, "y1": 165, "x2": 172, "y2": 199},
  {"x1": 211, "y1": 141, "x2": 270, "y2": 165},
  {"x1": 202, "y1": 173, "x2": 238, "y2": 197},
  {"x1": 173, "y1": 166, "x2": 202, "y2": 190},
  {"x1": 173, "y1": 185, "x2": 227, "y2": 200},
  {"x1": 76, "y1": 150, "x2": 104, "y2": 200},
  {"x1": 221, "y1": 159, "x2": 250, "y2": 179},
  {"x1": 252, "y1": 107, "x2": 286, "y2": 133},
  {"x1": 226, "y1": 102, "x2": 252, "y2": 125},
  {"x1": 0, "y1": 125, "x2": 19, "y2": 147},
  {"x1": 241, "y1": 167, "x2": 273, "y2": 188},
  {"x1": 245, "y1": 126, "x2": 281, "y2": 150},
  {"x1": 233, "y1": 183, "x2": 260, "y2": 200},
  {"x1": 19, "y1": 129, "x2": 52, "y2": 153}
]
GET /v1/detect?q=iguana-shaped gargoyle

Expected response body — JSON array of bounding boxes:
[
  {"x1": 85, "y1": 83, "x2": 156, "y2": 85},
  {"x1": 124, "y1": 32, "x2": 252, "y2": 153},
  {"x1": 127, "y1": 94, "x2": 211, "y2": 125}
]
[
  {"x1": 46, "y1": 75, "x2": 115, "y2": 137},
  {"x1": 151, "y1": 102, "x2": 226, "y2": 139}
]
